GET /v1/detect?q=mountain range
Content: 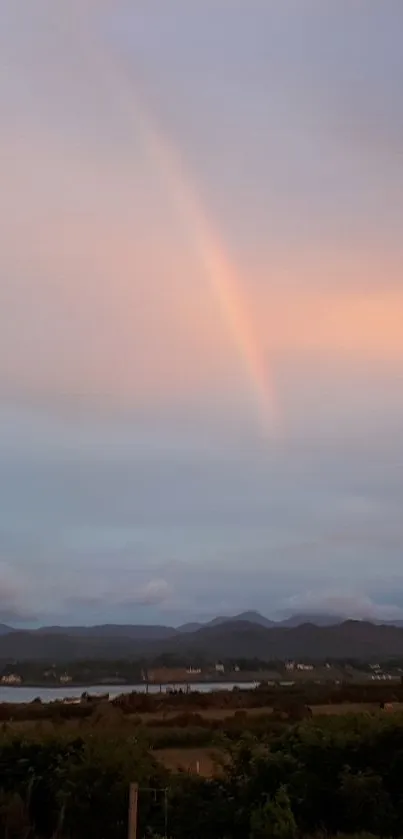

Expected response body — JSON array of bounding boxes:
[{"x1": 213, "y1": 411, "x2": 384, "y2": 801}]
[
  {"x1": 0, "y1": 610, "x2": 342, "y2": 641},
  {"x1": 1, "y1": 611, "x2": 403, "y2": 661}
]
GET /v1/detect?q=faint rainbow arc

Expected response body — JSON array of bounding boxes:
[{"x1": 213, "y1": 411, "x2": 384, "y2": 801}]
[
  {"x1": 131, "y1": 106, "x2": 278, "y2": 432},
  {"x1": 64, "y1": 3, "x2": 279, "y2": 433}
]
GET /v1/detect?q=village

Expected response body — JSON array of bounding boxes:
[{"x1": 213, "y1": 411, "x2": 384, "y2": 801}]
[{"x1": 1, "y1": 659, "x2": 402, "y2": 691}]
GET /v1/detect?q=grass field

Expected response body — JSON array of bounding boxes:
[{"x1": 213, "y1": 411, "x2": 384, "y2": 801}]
[
  {"x1": 139, "y1": 701, "x2": 403, "y2": 723},
  {"x1": 155, "y1": 747, "x2": 223, "y2": 776},
  {"x1": 312, "y1": 701, "x2": 403, "y2": 715},
  {"x1": 152, "y1": 703, "x2": 403, "y2": 777},
  {"x1": 133, "y1": 705, "x2": 275, "y2": 723}
]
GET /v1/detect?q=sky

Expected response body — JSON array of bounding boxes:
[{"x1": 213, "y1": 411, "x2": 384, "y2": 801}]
[{"x1": 0, "y1": 0, "x2": 402, "y2": 626}]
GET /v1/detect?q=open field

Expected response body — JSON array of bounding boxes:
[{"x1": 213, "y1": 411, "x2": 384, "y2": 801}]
[
  {"x1": 132, "y1": 704, "x2": 275, "y2": 723},
  {"x1": 155, "y1": 746, "x2": 222, "y2": 776},
  {"x1": 138, "y1": 700, "x2": 403, "y2": 724},
  {"x1": 312, "y1": 702, "x2": 378, "y2": 715},
  {"x1": 312, "y1": 701, "x2": 403, "y2": 715},
  {"x1": 4, "y1": 696, "x2": 403, "y2": 734}
]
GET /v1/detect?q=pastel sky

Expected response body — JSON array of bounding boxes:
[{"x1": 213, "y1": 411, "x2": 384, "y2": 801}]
[{"x1": 0, "y1": 0, "x2": 402, "y2": 626}]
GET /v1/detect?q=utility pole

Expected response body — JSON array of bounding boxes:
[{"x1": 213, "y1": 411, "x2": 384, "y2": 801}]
[
  {"x1": 128, "y1": 783, "x2": 138, "y2": 839},
  {"x1": 130, "y1": 784, "x2": 169, "y2": 838}
]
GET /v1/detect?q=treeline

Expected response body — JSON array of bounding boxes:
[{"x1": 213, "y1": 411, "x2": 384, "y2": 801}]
[
  {"x1": 2, "y1": 680, "x2": 403, "y2": 724},
  {"x1": 5, "y1": 655, "x2": 403, "y2": 686},
  {"x1": 0, "y1": 703, "x2": 302, "y2": 750},
  {"x1": 1, "y1": 659, "x2": 145, "y2": 685},
  {"x1": 115, "y1": 680, "x2": 403, "y2": 711},
  {"x1": 2, "y1": 714, "x2": 403, "y2": 837}
]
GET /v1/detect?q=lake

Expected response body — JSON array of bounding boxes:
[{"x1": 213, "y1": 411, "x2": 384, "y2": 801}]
[{"x1": 0, "y1": 682, "x2": 258, "y2": 703}]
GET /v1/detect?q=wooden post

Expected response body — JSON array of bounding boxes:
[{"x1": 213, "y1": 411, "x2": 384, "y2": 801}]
[
  {"x1": 128, "y1": 783, "x2": 138, "y2": 839},
  {"x1": 164, "y1": 787, "x2": 168, "y2": 839}
]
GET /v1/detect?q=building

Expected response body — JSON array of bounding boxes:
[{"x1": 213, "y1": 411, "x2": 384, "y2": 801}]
[
  {"x1": 147, "y1": 667, "x2": 189, "y2": 684},
  {"x1": 1, "y1": 673, "x2": 22, "y2": 685},
  {"x1": 215, "y1": 662, "x2": 225, "y2": 674},
  {"x1": 59, "y1": 673, "x2": 72, "y2": 684},
  {"x1": 285, "y1": 661, "x2": 314, "y2": 672}
]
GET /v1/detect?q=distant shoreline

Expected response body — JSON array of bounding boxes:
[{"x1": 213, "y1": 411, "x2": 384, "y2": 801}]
[
  {"x1": 1, "y1": 682, "x2": 142, "y2": 689},
  {"x1": 0, "y1": 680, "x2": 260, "y2": 703},
  {"x1": 1, "y1": 676, "x2": 260, "y2": 690}
]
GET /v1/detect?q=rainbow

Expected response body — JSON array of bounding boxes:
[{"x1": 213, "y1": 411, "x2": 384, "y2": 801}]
[
  {"x1": 59, "y1": 1, "x2": 278, "y2": 434},
  {"x1": 132, "y1": 104, "x2": 278, "y2": 434}
]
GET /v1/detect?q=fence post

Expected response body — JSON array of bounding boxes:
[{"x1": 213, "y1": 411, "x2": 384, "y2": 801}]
[{"x1": 128, "y1": 783, "x2": 138, "y2": 839}]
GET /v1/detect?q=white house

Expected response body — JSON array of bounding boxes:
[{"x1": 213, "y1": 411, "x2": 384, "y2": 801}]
[{"x1": 1, "y1": 673, "x2": 22, "y2": 685}]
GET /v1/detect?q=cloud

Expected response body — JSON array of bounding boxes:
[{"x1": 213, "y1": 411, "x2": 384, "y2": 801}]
[
  {"x1": 1, "y1": 427, "x2": 403, "y2": 626},
  {"x1": 0, "y1": 563, "x2": 36, "y2": 624},
  {"x1": 0, "y1": 0, "x2": 402, "y2": 627},
  {"x1": 280, "y1": 590, "x2": 403, "y2": 622},
  {"x1": 126, "y1": 579, "x2": 173, "y2": 606},
  {"x1": 63, "y1": 579, "x2": 174, "y2": 613}
]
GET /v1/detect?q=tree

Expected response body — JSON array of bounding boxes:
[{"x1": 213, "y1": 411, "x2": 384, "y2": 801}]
[
  {"x1": 339, "y1": 768, "x2": 394, "y2": 836},
  {"x1": 250, "y1": 787, "x2": 297, "y2": 839}
]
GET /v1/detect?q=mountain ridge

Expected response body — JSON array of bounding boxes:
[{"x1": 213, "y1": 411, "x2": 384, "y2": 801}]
[
  {"x1": 1, "y1": 618, "x2": 403, "y2": 661},
  {"x1": 1, "y1": 610, "x2": 403, "y2": 639}
]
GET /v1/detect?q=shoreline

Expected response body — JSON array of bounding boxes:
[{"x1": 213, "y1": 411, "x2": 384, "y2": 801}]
[
  {"x1": 0, "y1": 677, "x2": 259, "y2": 690},
  {"x1": 0, "y1": 680, "x2": 260, "y2": 702}
]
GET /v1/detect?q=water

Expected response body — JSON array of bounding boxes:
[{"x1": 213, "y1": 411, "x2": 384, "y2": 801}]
[{"x1": 0, "y1": 682, "x2": 258, "y2": 704}]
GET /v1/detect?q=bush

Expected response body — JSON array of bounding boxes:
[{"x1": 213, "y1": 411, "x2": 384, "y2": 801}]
[{"x1": 250, "y1": 787, "x2": 297, "y2": 839}]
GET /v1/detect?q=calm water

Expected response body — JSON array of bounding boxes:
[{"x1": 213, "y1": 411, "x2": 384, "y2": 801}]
[{"x1": 0, "y1": 682, "x2": 257, "y2": 704}]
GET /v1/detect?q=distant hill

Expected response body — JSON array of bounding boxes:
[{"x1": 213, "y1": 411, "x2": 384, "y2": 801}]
[
  {"x1": 28, "y1": 611, "x2": 274, "y2": 640},
  {"x1": 177, "y1": 611, "x2": 275, "y2": 632},
  {"x1": 0, "y1": 631, "x2": 145, "y2": 661},
  {"x1": 279, "y1": 614, "x2": 346, "y2": 628},
  {"x1": 158, "y1": 619, "x2": 403, "y2": 661},
  {"x1": 34, "y1": 624, "x2": 177, "y2": 640},
  {"x1": 206, "y1": 611, "x2": 275, "y2": 629},
  {"x1": 178, "y1": 622, "x2": 204, "y2": 634},
  {"x1": 10, "y1": 611, "x2": 403, "y2": 642},
  {"x1": 2, "y1": 619, "x2": 403, "y2": 662}
]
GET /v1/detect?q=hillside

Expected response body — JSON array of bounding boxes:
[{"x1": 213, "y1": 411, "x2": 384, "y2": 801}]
[
  {"x1": 2, "y1": 619, "x2": 403, "y2": 661},
  {"x1": 150, "y1": 619, "x2": 403, "y2": 661},
  {"x1": 279, "y1": 613, "x2": 345, "y2": 627},
  {"x1": 0, "y1": 631, "x2": 144, "y2": 661},
  {"x1": 33, "y1": 624, "x2": 177, "y2": 640},
  {"x1": 4, "y1": 611, "x2": 403, "y2": 643},
  {"x1": 178, "y1": 611, "x2": 275, "y2": 633}
]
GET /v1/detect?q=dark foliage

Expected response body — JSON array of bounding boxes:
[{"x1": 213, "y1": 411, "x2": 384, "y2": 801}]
[{"x1": 2, "y1": 713, "x2": 403, "y2": 837}]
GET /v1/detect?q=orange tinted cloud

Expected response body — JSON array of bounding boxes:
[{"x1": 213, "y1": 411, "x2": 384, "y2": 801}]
[
  {"x1": 259, "y1": 287, "x2": 403, "y2": 363},
  {"x1": 1, "y1": 57, "x2": 402, "y2": 416},
  {"x1": 0, "y1": 136, "x2": 239, "y2": 407}
]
